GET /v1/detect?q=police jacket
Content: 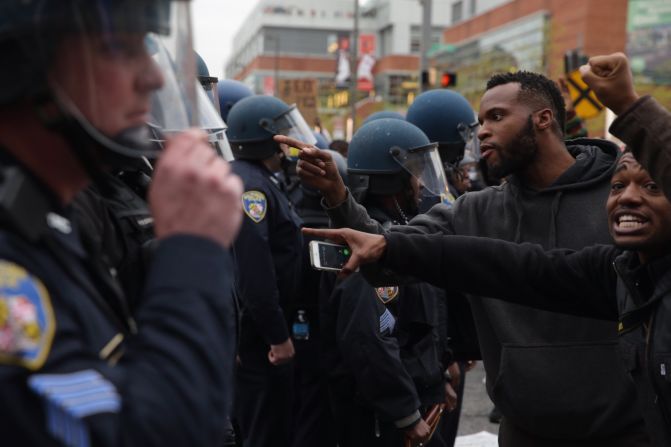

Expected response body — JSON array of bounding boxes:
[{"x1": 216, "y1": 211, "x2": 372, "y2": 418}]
[
  {"x1": 72, "y1": 171, "x2": 154, "y2": 310},
  {"x1": 320, "y1": 210, "x2": 446, "y2": 429},
  {"x1": 294, "y1": 187, "x2": 330, "y2": 335},
  {"x1": 0, "y1": 156, "x2": 237, "y2": 446},
  {"x1": 231, "y1": 160, "x2": 302, "y2": 362},
  {"x1": 381, "y1": 232, "x2": 671, "y2": 447}
]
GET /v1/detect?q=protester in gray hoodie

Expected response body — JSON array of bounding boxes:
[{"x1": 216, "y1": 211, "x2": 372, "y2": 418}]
[{"x1": 276, "y1": 71, "x2": 650, "y2": 446}]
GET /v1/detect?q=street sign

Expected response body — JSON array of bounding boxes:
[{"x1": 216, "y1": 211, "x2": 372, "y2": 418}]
[{"x1": 565, "y1": 69, "x2": 604, "y2": 120}]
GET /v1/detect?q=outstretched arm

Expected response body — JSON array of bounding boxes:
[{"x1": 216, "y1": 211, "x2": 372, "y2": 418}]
[{"x1": 303, "y1": 228, "x2": 620, "y2": 321}]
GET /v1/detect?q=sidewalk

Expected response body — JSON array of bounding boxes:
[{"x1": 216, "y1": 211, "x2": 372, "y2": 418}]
[{"x1": 455, "y1": 362, "x2": 498, "y2": 445}]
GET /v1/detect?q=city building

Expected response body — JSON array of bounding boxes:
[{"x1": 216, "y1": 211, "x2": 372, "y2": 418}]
[
  {"x1": 432, "y1": 0, "x2": 629, "y2": 134},
  {"x1": 225, "y1": 0, "x2": 462, "y2": 128},
  {"x1": 227, "y1": 0, "x2": 669, "y2": 137}
]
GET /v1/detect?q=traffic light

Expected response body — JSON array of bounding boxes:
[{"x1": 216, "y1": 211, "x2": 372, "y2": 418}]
[{"x1": 440, "y1": 72, "x2": 457, "y2": 88}]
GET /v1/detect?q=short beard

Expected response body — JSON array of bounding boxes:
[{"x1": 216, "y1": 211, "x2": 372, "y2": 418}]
[{"x1": 488, "y1": 115, "x2": 538, "y2": 179}]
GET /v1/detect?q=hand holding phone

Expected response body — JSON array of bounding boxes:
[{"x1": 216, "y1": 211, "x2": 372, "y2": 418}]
[
  {"x1": 303, "y1": 228, "x2": 387, "y2": 277},
  {"x1": 309, "y1": 240, "x2": 352, "y2": 272}
]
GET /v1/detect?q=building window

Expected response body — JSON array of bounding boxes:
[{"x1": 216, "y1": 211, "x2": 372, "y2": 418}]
[
  {"x1": 470, "y1": 0, "x2": 476, "y2": 16},
  {"x1": 410, "y1": 26, "x2": 444, "y2": 55},
  {"x1": 452, "y1": 1, "x2": 463, "y2": 24}
]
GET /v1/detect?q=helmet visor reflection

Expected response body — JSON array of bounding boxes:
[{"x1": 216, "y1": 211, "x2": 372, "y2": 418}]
[
  {"x1": 458, "y1": 122, "x2": 481, "y2": 159},
  {"x1": 390, "y1": 143, "x2": 450, "y2": 197},
  {"x1": 272, "y1": 105, "x2": 318, "y2": 146}
]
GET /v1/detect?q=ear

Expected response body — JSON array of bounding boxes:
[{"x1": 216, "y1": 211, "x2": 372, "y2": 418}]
[{"x1": 535, "y1": 108, "x2": 554, "y2": 132}]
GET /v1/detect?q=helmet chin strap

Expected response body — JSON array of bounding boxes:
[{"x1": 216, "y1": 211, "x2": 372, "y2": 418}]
[{"x1": 32, "y1": 90, "x2": 158, "y2": 194}]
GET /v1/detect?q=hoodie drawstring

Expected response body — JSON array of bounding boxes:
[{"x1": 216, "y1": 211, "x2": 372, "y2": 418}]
[
  {"x1": 510, "y1": 187, "x2": 524, "y2": 243},
  {"x1": 548, "y1": 191, "x2": 563, "y2": 249}
]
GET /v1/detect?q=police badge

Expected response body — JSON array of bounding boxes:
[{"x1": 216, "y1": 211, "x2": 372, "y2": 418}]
[
  {"x1": 242, "y1": 190, "x2": 267, "y2": 223},
  {"x1": 375, "y1": 286, "x2": 399, "y2": 304}
]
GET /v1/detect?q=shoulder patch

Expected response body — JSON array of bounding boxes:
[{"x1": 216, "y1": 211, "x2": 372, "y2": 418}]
[
  {"x1": 242, "y1": 190, "x2": 268, "y2": 223},
  {"x1": 0, "y1": 261, "x2": 55, "y2": 370},
  {"x1": 375, "y1": 286, "x2": 399, "y2": 304}
]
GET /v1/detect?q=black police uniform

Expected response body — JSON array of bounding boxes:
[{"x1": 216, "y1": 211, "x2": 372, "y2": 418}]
[
  {"x1": 231, "y1": 159, "x2": 303, "y2": 447},
  {"x1": 0, "y1": 154, "x2": 237, "y2": 446},
  {"x1": 320, "y1": 209, "x2": 447, "y2": 447},
  {"x1": 291, "y1": 186, "x2": 337, "y2": 447},
  {"x1": 72, "y1": 171, "x2": 154, "y2": 311}
]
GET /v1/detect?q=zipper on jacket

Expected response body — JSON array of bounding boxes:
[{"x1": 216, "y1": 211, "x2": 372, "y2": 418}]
[{"x1": 644, "y1": 311, "x2": 671, "y2": 428}]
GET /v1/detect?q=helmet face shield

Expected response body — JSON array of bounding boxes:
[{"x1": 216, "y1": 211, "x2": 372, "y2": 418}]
[
  {"x1": 37, "y1": 0, "x2": 198, "y2": 161},
  {"x1": 269, "y1": 105, "x2": 317, "y2": 147},
  {"x1": 199, "y1": 76, "x2": 221, "y2": 112},
  {"x1": 209, "y1": 130, "x2": 234, "y2": 161},
  {"x1": 390, "y1": 144, "x2": 450, "y2": 199},
  {"x1": 458, "y1": 122, "x2": 481, "y2": 159},
  {"x1": 149, "y1": 76, "x2": 231, "y2": 158}
]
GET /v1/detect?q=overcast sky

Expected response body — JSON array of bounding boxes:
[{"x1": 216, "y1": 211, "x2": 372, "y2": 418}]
[{"x1": 192, "y1": 0, "x2": 257, "y2": 79}]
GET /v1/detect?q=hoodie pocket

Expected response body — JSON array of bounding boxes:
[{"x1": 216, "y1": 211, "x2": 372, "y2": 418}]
[{"x1": 491, "y1": 342, "x2": 639, "y2": 439}]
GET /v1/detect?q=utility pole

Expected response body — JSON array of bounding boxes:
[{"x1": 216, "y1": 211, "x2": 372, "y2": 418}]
[
  {"x1": 271, "y1": 35, "x2": 280, "y2": 96},
  {"x1": 349, "y1": 0, "x2": 359, "y2": 134},
  {"x1": 419, "y1": 0, "x2": 432, "y2": 92}
]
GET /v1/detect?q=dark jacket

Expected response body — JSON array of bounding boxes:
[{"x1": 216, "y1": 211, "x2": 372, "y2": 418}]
[
  {"x1": 381, "y1": 233, "x2": 671, "y2": 447},
  {"x1": 72, "y1": 172, "x2": 154, "y2": 311},
  {"x1": 325, "y1": 140, "x2": 648, "y2": 440},
  {"x1": 0, "y1": 158, "x2": 236, "y2": 446},
  {"x1": 231, "y1": 160, "x2": 303, "y2": 364},
  {"x1": 320, "y1": 209, "x2": 447, "y2": 435},
  {"x1": 610, "y1": 95, "x2": 671, "y2": 202}
]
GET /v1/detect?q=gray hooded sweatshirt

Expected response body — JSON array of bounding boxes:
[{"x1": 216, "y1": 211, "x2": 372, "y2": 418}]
[{"x1": 325, "y1": 139, "x2": 646, "y2": 440}]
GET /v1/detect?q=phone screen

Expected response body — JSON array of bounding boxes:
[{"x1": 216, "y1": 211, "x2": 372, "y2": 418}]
[{"x1": 318, "y1": 243, "x2": 351, "y2": 270}]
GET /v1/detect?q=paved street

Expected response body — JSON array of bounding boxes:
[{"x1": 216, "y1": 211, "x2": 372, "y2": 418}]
[{"x1": 456, "y1": 362, "x2": 499, "y2": 438}]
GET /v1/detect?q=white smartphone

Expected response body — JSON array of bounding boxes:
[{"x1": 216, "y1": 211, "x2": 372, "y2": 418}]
[{"x1": 309, "y1": 240, "x2": 352, "y2": 272}]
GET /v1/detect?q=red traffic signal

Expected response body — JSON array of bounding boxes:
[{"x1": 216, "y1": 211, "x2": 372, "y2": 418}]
[{"x1": 440, "y1": 72, "x2": 457, "y2": 88}]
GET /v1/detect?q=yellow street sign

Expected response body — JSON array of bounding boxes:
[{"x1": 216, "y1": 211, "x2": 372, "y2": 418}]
[{"x1": 566, "y1": 69, "x2": 604, "y2": 120}]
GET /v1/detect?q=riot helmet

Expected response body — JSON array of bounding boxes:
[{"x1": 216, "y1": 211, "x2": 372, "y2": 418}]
[
  {"x1": 406, "y1": 89, "x2": 480, "y2": 165},
  {"x1": 196, "y1": 51, "x2": 220, "y2": 111},
  {"x1": 226, "y1": 95, "x2": 316, "y2": 161},
  {"x1": 347, "y1": 118, "x2": 449, "y2": 212},
  {"x1": 217, "y1": 79, "x2": 253, "y2": 122},
  {"x1": 191, "y1": 53, "x2": 232, "y2": 160},
  {"x1": 362, "y1": 111, "x2": 405, "y2": 126},
  {"x1": 327, "y1": 149, "x2": 348, "y2": 185},
  {"x1": 0, "y1": 0, "x2": 200, "y2": 172}
]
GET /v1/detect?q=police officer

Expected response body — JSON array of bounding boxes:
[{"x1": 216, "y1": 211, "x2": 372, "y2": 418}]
[
  {"x1": 405, "y1": 89, "x2": 484, "y2": 446},
  {"x1": 318, "y1": 119, "x2": 452, "y2": 447},
  {"x1": 406, "y1": 89, "x2": 481, "y2": 208},
  {"x1": 0, "y1": 1, "x2": 243, "y2": 445},
  {"x1": 226, "y1": 95, "x2": 314, "y2": 447},
  {"x1": 72, "y1": 50, "x2": 230, "y2": 311},
  {"x1": 291, "y1": 149, "x2": 346, "y2": 447}
]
